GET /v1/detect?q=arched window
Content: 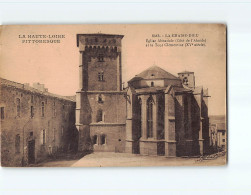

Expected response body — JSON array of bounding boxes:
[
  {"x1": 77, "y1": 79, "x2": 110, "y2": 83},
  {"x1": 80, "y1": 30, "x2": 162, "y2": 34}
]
[
  {"x1": 98, "y1": 94, "x2": 103, "y2": 103},
  {"x1": 16, "y1": 98, "x2": 21, "y2": 117},
  {"x1": 30, "y1": 106, "x2": 34, "y2": 118},
  {"x1": 147, "y1": 97, "x2": 154, "y2": 138},
  {"x1": 96, "y1": 109, "x2": 103, "y2": 122},
  {"x1": 183, "y1": 77, "x2": 189, "y2": 86},
  {"x1": 138, "y1": 98, "x2": 142, "y2": 139},
  {"x1": 151, "y1": 81, "x2": 154, "y2": 87}
]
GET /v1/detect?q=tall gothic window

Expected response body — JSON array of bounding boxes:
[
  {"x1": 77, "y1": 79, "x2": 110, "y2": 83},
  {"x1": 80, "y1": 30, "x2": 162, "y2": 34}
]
[
  {"x1": 147, "y1": 97, "x2": 154, "y2": 138},
  {"x1": 184, "y1": 96, "x2": 189, "y2": 138},
  {"x1": 16, "y1": 98, "x2": 21, "y2": 117},
  {"x1": 42, "y1": 129, "x2": 46, "y2": 145},
  {"x1": 0, "y1": 107, "x2": 4, "y2": 120},
  {"x1": 15, "y1": 134, "x2": 20, "y2": 153},
  {"x1": 96, "y1": 109, "x2": 103, "y2": 122},
  {"x1": 138, "y1": 98, "x2": 142, "y2": 139},
  {"x1": 30, "y1": 106, "x2": 34, "y2": 118}
]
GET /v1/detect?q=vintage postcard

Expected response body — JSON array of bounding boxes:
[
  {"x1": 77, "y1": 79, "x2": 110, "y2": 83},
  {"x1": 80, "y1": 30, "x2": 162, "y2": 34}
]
[{"x1": 0, "y1": 24, "x2": 226, "y2": 167}]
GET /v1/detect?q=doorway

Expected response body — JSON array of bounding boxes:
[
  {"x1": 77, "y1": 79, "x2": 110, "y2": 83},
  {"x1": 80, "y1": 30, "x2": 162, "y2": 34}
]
[{"x1": 28, "y1": 140, "x2": 35, "y2": 164}]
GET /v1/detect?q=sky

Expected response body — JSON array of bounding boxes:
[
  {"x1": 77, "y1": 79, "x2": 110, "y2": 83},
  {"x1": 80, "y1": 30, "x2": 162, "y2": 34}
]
[{"x1": 0, "y1": 24, "x2": 226, "y2": 115}]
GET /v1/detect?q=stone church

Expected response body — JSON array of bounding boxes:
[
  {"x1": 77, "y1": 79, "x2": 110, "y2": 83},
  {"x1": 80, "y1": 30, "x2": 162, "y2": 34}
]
[{"x1": 76, "y1": 33, "x2": 209, "y2": 157}]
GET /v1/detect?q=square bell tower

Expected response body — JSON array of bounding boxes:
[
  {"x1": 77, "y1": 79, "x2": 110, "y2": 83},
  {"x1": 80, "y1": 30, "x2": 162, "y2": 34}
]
[
  {"x1": 77, "y1": 34, "x2": 124, "y2": 92},
  {"x1": 75, "y1": 34, "x2": 126, "y2": 152},
  {"x1": 178, "y1": 71, "x2": 195, "y2": 89}
]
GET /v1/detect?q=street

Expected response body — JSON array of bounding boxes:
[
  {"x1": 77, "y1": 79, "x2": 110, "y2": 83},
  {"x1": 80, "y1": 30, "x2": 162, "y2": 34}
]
[{"x1": 36, "y1": 152, "x2": 226, "y2": 167}]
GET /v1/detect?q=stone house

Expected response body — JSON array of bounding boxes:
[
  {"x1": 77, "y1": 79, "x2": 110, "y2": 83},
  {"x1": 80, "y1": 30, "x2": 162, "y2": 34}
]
[{"x1": 0, "y1": 78, "x2": 77, "y2": 166}]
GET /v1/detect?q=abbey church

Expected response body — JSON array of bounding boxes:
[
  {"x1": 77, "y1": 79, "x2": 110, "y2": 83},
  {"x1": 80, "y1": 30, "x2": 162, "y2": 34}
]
[
  {"x1": 1, "y1": 33, "x2": 210, "y2": 166},
  {"x1": 76, "y1": 33, "x2": 209, "y2": 157}
]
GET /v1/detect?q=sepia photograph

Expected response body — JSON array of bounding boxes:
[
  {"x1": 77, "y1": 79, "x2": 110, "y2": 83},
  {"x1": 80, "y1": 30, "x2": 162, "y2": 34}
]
[{"x1": 0, "y1": 24, "x2": 226, "y2": 167}]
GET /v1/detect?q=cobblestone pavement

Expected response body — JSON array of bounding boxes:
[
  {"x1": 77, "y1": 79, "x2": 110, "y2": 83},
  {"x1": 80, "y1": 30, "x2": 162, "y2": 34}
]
[{"x1": 37, "y1": 152, "x2": 226, "y2": 167}]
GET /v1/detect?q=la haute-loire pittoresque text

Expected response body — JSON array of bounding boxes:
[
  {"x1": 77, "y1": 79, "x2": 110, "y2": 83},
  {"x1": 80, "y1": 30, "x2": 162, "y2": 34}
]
[{"x1": 19, "y1": 34, "x2": 65, "y2": 43}]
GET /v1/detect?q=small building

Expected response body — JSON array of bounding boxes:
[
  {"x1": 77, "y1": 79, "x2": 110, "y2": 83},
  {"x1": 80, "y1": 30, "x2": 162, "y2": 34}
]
[
  {"x1": 0, "y1": 78, "x2": 77, "y2": 167},
  {"x1": 217, "y1": 123, "x2": 226, "y2": 149},
  {"x1": 209, "y1": 115, "x2": 226, "y2": 151}
]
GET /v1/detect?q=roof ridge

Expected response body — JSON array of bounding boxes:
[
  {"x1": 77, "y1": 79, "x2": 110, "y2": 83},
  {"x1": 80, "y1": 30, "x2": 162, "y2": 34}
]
[
  {"x1": 0, "y1": 77, "x2": 75, "y2": 102},
  {"x1": 136, "y1": 65, "x2": 178, "y2": 79}
]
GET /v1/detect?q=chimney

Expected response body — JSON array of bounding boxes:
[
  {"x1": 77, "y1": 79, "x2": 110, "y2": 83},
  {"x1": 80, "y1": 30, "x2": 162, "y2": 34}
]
[{"x1": 32, "y1": 82, "x2": 48, "y2": 92}]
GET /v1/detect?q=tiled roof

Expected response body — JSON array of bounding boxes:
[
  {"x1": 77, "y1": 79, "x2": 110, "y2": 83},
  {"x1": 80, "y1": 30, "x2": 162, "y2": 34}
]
[
  {"x1": 0, "y1": 77, "x2": 76, "y2": 102},
  {"x1": 178, "y1": 71, "x2": 194, "y2": 74},
  {"x1": 129, "y1": 66, "x2": 179, "y2": 82},
  {"x1": 173, "y1": 86, "x2": 193, "y2": 93}
]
